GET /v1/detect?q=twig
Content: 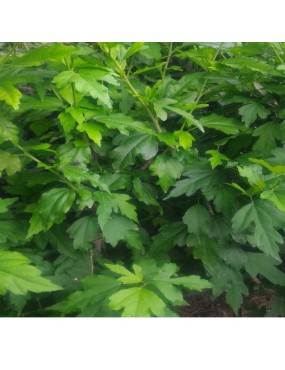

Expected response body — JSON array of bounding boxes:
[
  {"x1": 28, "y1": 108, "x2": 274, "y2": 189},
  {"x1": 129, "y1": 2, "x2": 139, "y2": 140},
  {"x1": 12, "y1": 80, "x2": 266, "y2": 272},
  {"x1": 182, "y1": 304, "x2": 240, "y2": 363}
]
[
  {"x1": 101, "y1": 46, "x2": 162, "y2": 134},
  {"x1": 15, "y1": 144, "x2": 79, "y2": 192},
  {"x1": 162, "y1": 42, "x2": 173, "y2": 79},
  {"x1": 180, "y1": 43, "x2": 223, "y2": 131}
]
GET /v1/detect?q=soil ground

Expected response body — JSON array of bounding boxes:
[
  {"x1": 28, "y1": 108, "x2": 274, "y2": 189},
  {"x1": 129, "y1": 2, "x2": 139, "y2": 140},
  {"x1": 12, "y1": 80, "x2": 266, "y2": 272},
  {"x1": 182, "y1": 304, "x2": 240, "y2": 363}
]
[{"x1": 176, "y1": 290, "x2": 275, "y2": 317}]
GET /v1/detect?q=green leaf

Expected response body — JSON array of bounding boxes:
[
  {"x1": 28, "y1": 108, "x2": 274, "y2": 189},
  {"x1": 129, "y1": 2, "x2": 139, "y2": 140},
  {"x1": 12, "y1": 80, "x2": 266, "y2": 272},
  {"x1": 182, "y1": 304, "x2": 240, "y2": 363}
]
[
  {"x1": 60, "y1": 165, "x2": 109, "y2": 192},
  {"x1": 54, "y1": 70, "x2": 112, "y2": 108},
  {"x1": 94, "y1": 192, "x2": 138, "y2": 229},
  {"x1": 238, "y1": 103, "x2": 270, "y2": 127},
  {"x1": 173, "y1": 130, "x2": 194, "y2": 150},
  {"x1": 232, "y1": 200, "x2": 285, "y2": 260},
  {"x1": 58, "y1": 112, "x2": 76, "y2": 136},
  {"x1": 77, "y1": 122, "x2": 102, "y2": 146},
  {"x1": 0, "y1": 251, "x2": 61, "y2": 295},
  {"x1": 0, "y1": 220, "x2": 27, "y2": 247},
  {"x1": 170, "y1": 275, "x2": 212, "y2": 291},
  {"x1": 150, "y1": 153, "x2": 184, "y2": 193},
  {"x1": 108, "y1": 286, "x2": 166, "y2": 317},
  {"x1": 112, "y1": 133, "x2": 158, "y2": 169},
  {"x1": 182, "y1": 204, "x2": 212, "y2": 236},
  {"x1": 105, "y1": 263, "x2": 143, "y2": 284},
  {"x1": 0, "y1": 197, "x2": 18, "y2": 213},
  {"x1": 252, "y1": 122, "x2": 280, "y2": 155},
  {"x1": 94, "y1": 113, "x2": 153, "y2": 135},
  {"x1": 133, "y1": 178, "x2": 159, "y2": 206},
  {"x1": 206, "y1": 150, "x2": 229, "y2": 169},
  {"x1": 102, "y1": 215, "x2": 142, "y2": 249},
  {"x1": 28, "y1": 188, "x2": 76, "y2": 237},
  {"x1": 200, "y1": 114, "x2": 242, "y2": 134},
  {"x1": 166, "y1": 106, "x2": 204, "y2": 132},
  {"x1": 0, "y1": 150, "x2": 21, "y2": 176},
  {"x1": 124, "y1": 42, "x2": 145, "y2": 60},
  {"x1": 260, "y1": 186, "x2": 285, "y2": 212},
  {"x1": 167, "y1": 165, "x2": 219, "y2": 199},
  {"x1": 140, "y1": 43, "x2": 161, "y2": 60},
  {"x1": 213, "y1": 186, "x2": 239, "y2": 216},
  {"x1": 67, "y1": 216, "x2": 101, "y2": 250},
  {"x1": 245, "y1": 252, "x2": 285, "y2": 286},
  {"x1": 222, "y1": 56, "x2": 274, "y2": 74},
  {"x1": 249, "y1": 158, "x2": 285, "y2": 175},
  {"x1": 150, "y1": 222, "x2": 187, "y2": 256},
  {"x1": 0, "y1": 83, "x2": 22, "y2": 109},
  {"x1": 51, "y1": 275, "x2": 121, "y2": 314},
  {"x1": 221, "y1": 247, "x2": 248, "y2": 270},
  {"x1": 13, "y1": 43, "x2": 78, "y2": 66},
  {"x1": 153, "y1": 98, "x2": 177, "y2": 121},
  {"x1": 0, "y1": 120, "x2": 19, "y2": 144},
  {"x1": 211, "y1": 264, "x2": 248, "y2": 314}
]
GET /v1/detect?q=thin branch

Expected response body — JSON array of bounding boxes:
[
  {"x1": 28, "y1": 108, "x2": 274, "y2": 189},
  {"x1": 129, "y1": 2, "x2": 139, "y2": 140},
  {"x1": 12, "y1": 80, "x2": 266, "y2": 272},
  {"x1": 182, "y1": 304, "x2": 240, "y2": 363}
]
[
  {"x1": 180, "y1": 43, "x2": 223, "y2": 131},
  {"x1": 162, "y1": 42, "x2": 173, "y2": 79},
  {"x1": 15, "y1": 144, "x2": 79, "y2": 192},
  {"x1": 0, "y1": 43, "x2": 19, "y2": 67},
  {"x1": 102, "y1": 48, "x2": 162, "y2": 133}
]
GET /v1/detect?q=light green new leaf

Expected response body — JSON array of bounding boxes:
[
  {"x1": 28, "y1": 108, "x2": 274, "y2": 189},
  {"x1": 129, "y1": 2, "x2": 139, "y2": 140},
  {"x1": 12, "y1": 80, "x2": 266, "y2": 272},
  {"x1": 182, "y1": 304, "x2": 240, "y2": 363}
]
[
  {"x1": 222, "y1": 56, "x2": 274, "y2": 74},
  {"x1": 54, "y1": 70, "x2": 112, "y2": 108},
  {"x1": 170, "y1": 276, "x2": 212, "y2": 291},
  {"x1": 173, "y1": 130, "x2": 194, "y2": 150},
  {"x1": 105, "y1": 263, "x2": 143, "y2": 284},
  {"x1": 102, "y1": 215, "x2": 142, "y2": 249},
  {"x1": 94, "y1": 113, "x2": 153, "y2": 135},
  {"x1": 0, "y1": 150, "x2": 21, "y2": 176},
  {"x1": 108, "y1": 286, "x2": 166, "y2": 317},
  {"x1": 58, "y1": 112, "x2": 76, "y2": 136},
  {"x1": 0, "y1": 120, "x2": 19, "y2": 144},
  {"x1": 94, "y1": 192, "x2": 138, "y2": 229},
  {"x1": 77, "y1": 122, "x2": 102, "y2": 146},
  {"x1": 67, "y1": 216, "x2": 101, "y2": 250},
  {"x1": 0, "y1": 83, "x2": 22, "y2": 110},
  {"x1": 261, "y1": 186, "x2": 285, "y2": 212},
  {"x1": 0, "y1": 197, "x2": 18, "y2": 213},
  {"x1": 150, "y1": 154, "x2": 184, "y2": 193},
  {"x1": 13, "y1": 43, "x2": 79, "y2": 66},
  {"x1": 124, "y1": 42, "x2": 145, "y2": 59},
  {"x1": 237, "y1": 165, "x2": 265, "y2": 190},
  {"x1": 232, "y1": 200, "x2": 285, "y2": 260},
  {"x1": 140, "y1": 43, "x2": 161, "y2": 60},
  {"x1": 206, "y1": 150, "x2": 229, "y2": 169},
  {"x1": 0, "y1": 251, "x2": 61, "y2": 295},
  {"x1": 151, "y1": 262, "x2": 211, "y2": 304},
  {"x1": 249, "y1": 158, "x2": 285, "y2": 175},
  {"x1": 238, "y1": 103, "x2": 270, "y2": 127}
]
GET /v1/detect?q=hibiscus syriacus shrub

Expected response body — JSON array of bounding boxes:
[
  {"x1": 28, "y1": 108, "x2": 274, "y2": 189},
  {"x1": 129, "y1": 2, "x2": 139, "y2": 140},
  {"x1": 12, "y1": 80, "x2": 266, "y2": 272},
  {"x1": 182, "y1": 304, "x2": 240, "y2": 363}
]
[{"x1": 1, "y1": 42, "x2": 285, "y2": 317}]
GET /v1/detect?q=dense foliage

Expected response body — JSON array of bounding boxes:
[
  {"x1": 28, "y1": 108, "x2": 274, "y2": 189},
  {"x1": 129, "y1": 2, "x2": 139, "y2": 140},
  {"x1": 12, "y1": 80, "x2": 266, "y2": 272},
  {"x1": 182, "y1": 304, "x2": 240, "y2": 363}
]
[{"x1": 1, "y1": 42, "x2": 285, "y2": 316}]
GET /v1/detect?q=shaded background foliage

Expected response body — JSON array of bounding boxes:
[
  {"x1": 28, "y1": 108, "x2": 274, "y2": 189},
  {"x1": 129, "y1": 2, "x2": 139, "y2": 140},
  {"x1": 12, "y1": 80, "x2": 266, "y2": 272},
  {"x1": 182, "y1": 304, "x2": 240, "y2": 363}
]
[{"x1": 1, "y1": 42, "x2": 285, "y2": 316}]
